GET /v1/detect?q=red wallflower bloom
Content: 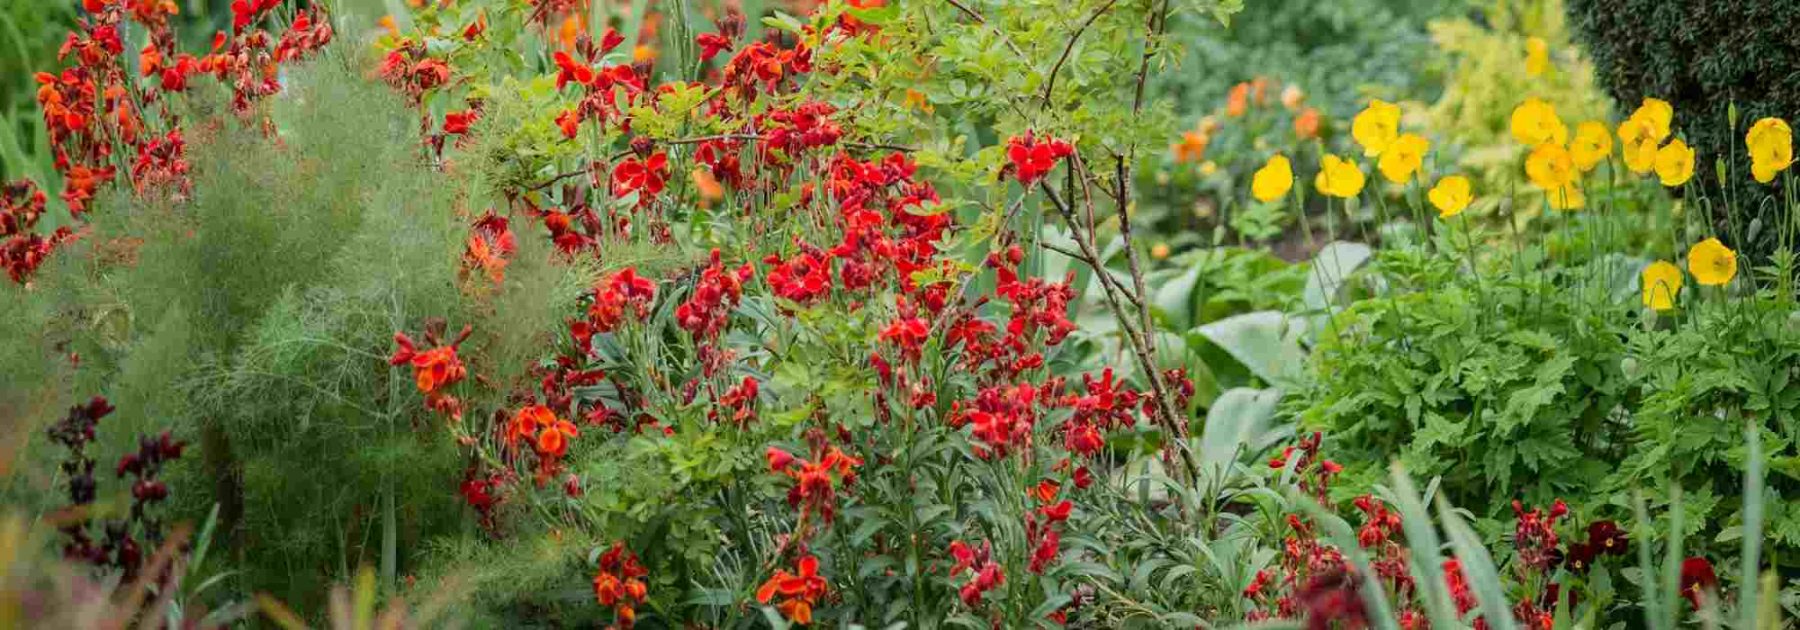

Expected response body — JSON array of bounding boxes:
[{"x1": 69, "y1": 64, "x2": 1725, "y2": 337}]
[
  {"x1": 1005, "y1": 132, "x2": 1074, "y2": 185},
  {"x1": 1586, "y1": 520, "x2": 1628, "y2": 556},
  {"x1": 758, "y1": 555, "x2": 828, "y2": 625},
  {"x1": 584, "y1": 268, "x2": 658, "y2": 335},
  {"x1": 696, "y1": 32, "x2": 733, "y2": 61},
  {"x1": 675, "y1": 249, "x2": 754, "y2": 339},
  {"x1": 611, "y1": 152, "x2": 669, "y2": 201},
  {"x1": 594, "y1": 542, "x2": 649, "y2": 627},
  {"x1": 445, "y1": 109, "x2": 479, "y2": 135},
  {"x1": 553, "y1": 50, "x2": 594, "y2": 89}
]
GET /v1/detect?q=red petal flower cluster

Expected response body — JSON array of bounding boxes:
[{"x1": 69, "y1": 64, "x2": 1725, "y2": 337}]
[
  {"x1": 757, "y1": 555, "x2": 828, "y2": 625},
  {"x1": 593, "y1": 542, "x2": 650, "y2": 627}
]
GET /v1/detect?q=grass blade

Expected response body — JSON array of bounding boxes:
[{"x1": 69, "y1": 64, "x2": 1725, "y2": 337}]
[
  {"x1": 1740, "y1": 421, "x2": 1765, "y2": 630},
  {"x1": 1634, "y1": 492, "x2": 1665, "y2": 630},
  {"x1": 1386, "y1": 464, "x2": 1458, "y2": 629},
  {"x1": 1436, "y1": 494, "x2": 1517, "y2": 630}
]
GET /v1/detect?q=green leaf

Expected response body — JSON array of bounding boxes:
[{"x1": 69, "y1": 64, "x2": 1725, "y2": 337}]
[
  {"x1": 1303, "y1": 241, "x2": 1372, "y2": 312},
  {"x1": 1192, "y1": 311, "x2": 1308, "y2": 388},
  {"x1": 1438, "y1": 494, "x2": 1518, "y2": 630},
  {"x1": 1194, "y1": 387, "x2": 1285, "y2": 479}
]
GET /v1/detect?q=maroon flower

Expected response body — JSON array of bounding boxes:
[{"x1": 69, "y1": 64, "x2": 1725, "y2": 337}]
[
  {"x1": 1586, "y1": 520, "x2": 1628, "y2": 556},
  {"x1": 1298, "y1": 568, "x2": 1368, "y2": 630},
  {"x1": 1679, "y1": 556, "x2": 1718, "y2": 610},
  {"x1": 1564, "y1": 542, "x2": 1596, "y2": 573}
]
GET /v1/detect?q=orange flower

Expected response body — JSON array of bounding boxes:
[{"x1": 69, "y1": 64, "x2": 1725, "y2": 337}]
[
  {"x1": 558, "y1": 13, "x2": 584, "y2": 51},
  {"x1": 1226, "y1": 82, "x2": 1249, "y2": 117},
  {"x1": 507, "y1": 405, "x2": 556, "y2": 448},
  {"x1": 411, "y1": 347, "x2": 465, "y2": 393},
  {"x1": 389, "y1": 331, "x2": 468, "y2": 395},
  {"x1": 757, "y1": 555, "x2": 828, "y2": 625},
  {"x1": 1171, "y1": 130, "x2": 1209, "y2": 163},
  {"x1": 692, "y1": 167, "x2": 724, "y2": 204},
  {"x1": 1294, "y1": 107, "x2": 1321, "y2": 140}
]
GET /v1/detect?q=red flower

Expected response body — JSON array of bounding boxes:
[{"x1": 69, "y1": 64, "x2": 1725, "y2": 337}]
[
  {"x1": 766, "y1": 446, "x2": 796, "y2": 472},
  {"x1": 445, "y1": 109, "x2": 479, "y2": 135},
  {"x1": 555, "y1": 109, "x2": 582, "y2": 139},
  {"x1": 878, "y1": 312, "x2": 929, "y2": 363},
  {"x1": 757, "y1": 556, "x2": 828, "y2": 625},
  {"x1": 675, "y1": 249, "x2": 754, "y2": 339},
  {"x1": 462, "y1": 11, "x2": 487, "y2": 41},
  {"x1": 389, "y1": 326, "x2": 471, "y2": 397},
  {"x1": 1005, "y1": 132, "x2": 1074, "y2": 185},
  {"x1": 1072, "y1": 466, "x2": 1093, "y2": 489},
  {"x1": 696, "y1": 32, "x2": 733, "y2": 62},
  {"x1": 611, "y1": 153, "x2": 669, "y2": 201},
  {"x1": 1679, "y1": 556, "x2": 1718, "y2": 610},
  {"x1": 553, "y1": 50, "x2": 594, "y2": 89},
  {"x1": 1586, "y1": 520, "x2": 1628, "y2": 556},
  {"x1": 594, "y1": 542, "x2": 649, "y2": 627},
  {"x1": 598, "y1": 27, "x2": 625, "y2": 53}
]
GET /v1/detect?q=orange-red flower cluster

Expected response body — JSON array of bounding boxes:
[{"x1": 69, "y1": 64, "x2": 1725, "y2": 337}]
[
  {"x1": 1005, "y1": 132, "x2": 1074, "y2": 185},
  {"x1": 766, "y1": 445, "x2": 862, "y2": 524},
  {"x1": 676, "y1": 248, "x2": 754, "y2": 340},
  {"x1": 390, "y1": 323, "x2": 472, "y2": 419},
  {"x1": 947, "y1": 539, "x2": 1004, "y2": 607},
  {"x1": 1, "y1": 180, "x2": 75, "y2": 284},
  {"x1": 463, "y1": 211, "x2": 516, "y2": 284},
  {"x1": 593, "y1": 542, "x2": 649, "y2": 627},
  {"x1": 756, "y1": 555, "x2": 827, "y2": 625},
  {"x1": 571, "y1": 268, "x2": 658, "y2": 352},
  {"x1": 505, "y1": 405, "x2": 581, "y2": 480},
  {"x1": 1025, "y1": 481, "x2": 1071, "y2": 574},
  {"x1": 550, "y1": 38, "x2": 641, "y2": 140}
]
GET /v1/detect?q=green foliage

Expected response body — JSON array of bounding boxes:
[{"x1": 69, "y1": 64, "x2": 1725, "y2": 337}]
[
  {"x1": 1567, "y1": 0, "x2": 1800, "y2": 257},
  {"x1": 2, "y1": 50, "x2": 587, "y2": 609},
  {"x1": 1153, "y1": 0, "x2": 1459, "y2": 117},
  {"x1": 1426, "y1": 0, "x2": 1617, "y2": 222},
  {"x1": 1290, "y1": 222, "x2": 1800, "y2": 563}
]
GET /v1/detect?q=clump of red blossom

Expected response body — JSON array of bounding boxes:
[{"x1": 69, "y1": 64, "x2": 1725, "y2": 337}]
[
  {"x1": 573, "y1": 268, "x2": 658, "y2": 352},
  {"x1": 947, "y1": 539, "x2": 1004, "y2": 607},
  {"x1": 767, "y1": 441, "x2": 863, "y2": 528},
  {"x1": 390, "y1": 321, "x2": 473, "y2": 420},
  {"x1": 593, "y1": 542, "x2": 650, "y2": 627},
  {"x1": 47, "y1": 396, "x2": 186, "y2": 584},
  {"x1": 675, "y1": 248, "x2": 754, "y2": 341},
  {"x1": 758, "y1": 554, "x2": 829, "y2": 625},
  {"x1": 1, "y1": 179, "x2": 75, "y2": 284},
  {"x1": 1004, "y1": 132, "x2": 1075, "y2": 185}
]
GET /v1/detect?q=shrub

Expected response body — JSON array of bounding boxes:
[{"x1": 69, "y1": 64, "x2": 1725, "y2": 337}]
[{"x1": 1567, "y1": 0, "x2": 1800, "y2": 256}]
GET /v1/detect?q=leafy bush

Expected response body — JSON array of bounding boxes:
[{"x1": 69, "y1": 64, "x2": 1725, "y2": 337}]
[
  {"x1": 1568, "y1": 0, "x2": 1800, "y2": 256},
  {"x1": 7, "y1": 0, "x2": 1800, "y2": 628}
]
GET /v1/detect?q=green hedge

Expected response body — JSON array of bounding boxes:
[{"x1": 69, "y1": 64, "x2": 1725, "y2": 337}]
[{"x1": 1567, "y1": 0, "x2": 1800, "y2": 255}]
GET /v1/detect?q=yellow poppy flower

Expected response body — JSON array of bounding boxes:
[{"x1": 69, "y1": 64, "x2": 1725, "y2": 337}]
[
  {"x1": 1746, "y1": 117, "x2": 1793, "y2": 184},
  {"x1": 1428, "y1": 175, "x2": 1473, "y2": 218},
  {"x1": 1619, "y1": 120, "x2": 1658, "y2": 174},
  {"x1": 1687, "y1": 238, "x2": 1737, "y2": 286},
  {"x1": 1378, "y1": 134, "x2": 1429, "y2": 183},
  {"x1": 1251, "y1": 155, "x2": 1294, "y2": 202},
  {"x1": 1352, "y1": 100, "x2": 1402, "y2": 157},
  {"x1": 1569, "y1": 121, "x2": 1613, "y2": 172},
  {"x1": 1628, "y1": 98, "x2": 1674, "y2": 143},
  {"x1": 1525, "y1": 37, "x2": 1550, "y2": 77},
  {"x1": 1510, "y1": 98, "x2": 1568, "y2": 147},
  {"x1": 1525, "y1": 143, "x2": 1584, "y2": 210},
  {"x1": 1314, "y1": 154, "x2": 1366, "y2": 199},
  {"x1": 1640, "y1": 260, "x2": 1682, "y2": 311},
  {"x1": 1654, "y1": 139, "x2": 1695, "y2": 187}
]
